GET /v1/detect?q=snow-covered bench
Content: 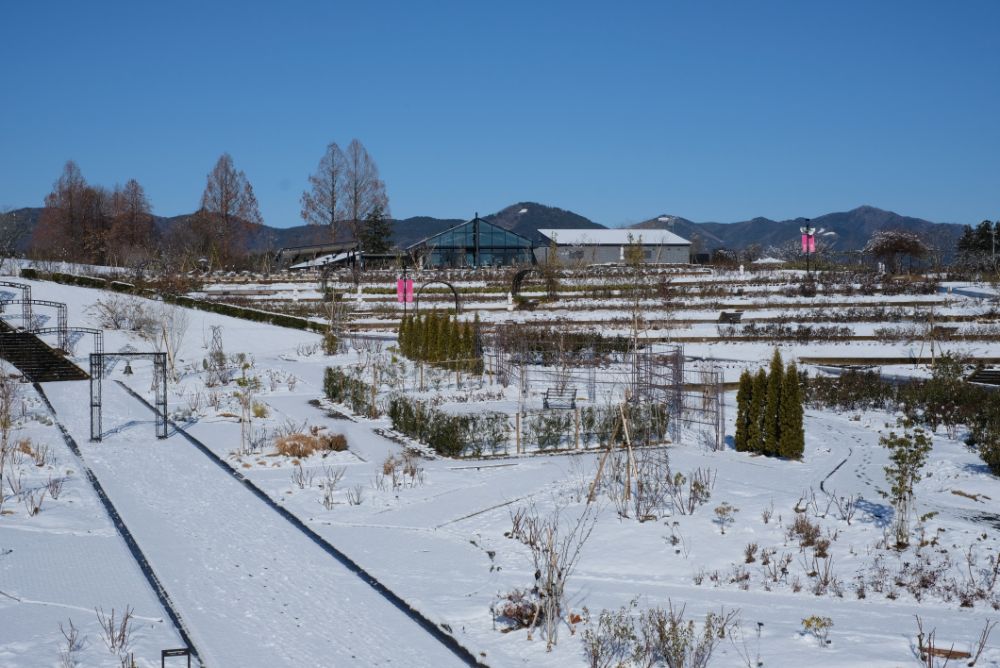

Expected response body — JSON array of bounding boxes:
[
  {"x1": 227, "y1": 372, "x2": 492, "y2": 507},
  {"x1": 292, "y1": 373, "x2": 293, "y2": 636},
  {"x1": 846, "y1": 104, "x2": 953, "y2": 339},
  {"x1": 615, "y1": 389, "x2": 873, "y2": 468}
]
[{"x1": 543, "y1": 387, "x2": 576, "y2": 410}]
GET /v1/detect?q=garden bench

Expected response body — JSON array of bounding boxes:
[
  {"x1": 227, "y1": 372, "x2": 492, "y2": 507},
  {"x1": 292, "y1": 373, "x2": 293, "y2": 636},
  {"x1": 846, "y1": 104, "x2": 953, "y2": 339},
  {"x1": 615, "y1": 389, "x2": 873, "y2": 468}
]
[
  {"x1": 543, "y1": 386, "x2": 577, "y2": 409},
  {"x1": 718, "y1": 311, "x2": 743, "y2": 324}
]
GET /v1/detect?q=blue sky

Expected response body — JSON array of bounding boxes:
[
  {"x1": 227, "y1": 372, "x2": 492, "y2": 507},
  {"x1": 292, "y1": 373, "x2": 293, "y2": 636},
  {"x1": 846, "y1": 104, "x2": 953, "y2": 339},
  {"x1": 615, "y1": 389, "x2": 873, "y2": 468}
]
[{"x1": 1, "y1": 1, "x2": 997, "y2": 228}]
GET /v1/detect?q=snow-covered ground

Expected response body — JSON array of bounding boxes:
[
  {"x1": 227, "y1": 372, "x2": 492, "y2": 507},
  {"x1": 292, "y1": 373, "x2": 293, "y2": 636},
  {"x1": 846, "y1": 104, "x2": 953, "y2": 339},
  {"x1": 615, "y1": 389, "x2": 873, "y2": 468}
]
[{"x1": 2, "y1": 273, "x2": 999, "y2": 667}]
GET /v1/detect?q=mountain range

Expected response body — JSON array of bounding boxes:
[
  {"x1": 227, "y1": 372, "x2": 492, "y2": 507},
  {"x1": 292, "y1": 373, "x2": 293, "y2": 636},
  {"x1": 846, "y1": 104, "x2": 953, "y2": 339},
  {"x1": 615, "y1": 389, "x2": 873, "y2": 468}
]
[{"x1": 0, "y1": 202, "x2": 969, "y2": 259}]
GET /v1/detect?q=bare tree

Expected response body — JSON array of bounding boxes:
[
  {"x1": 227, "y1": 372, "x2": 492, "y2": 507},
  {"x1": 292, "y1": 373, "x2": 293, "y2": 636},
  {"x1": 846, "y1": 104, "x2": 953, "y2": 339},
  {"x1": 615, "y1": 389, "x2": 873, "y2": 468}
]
[
  {"x1": 301, "y1": 142, "x2": 347, "y2": 242},
  {"x1": 193, "y1": 153, "x2": 263, "y2": 269},
  {"x1": 108, "y1": 179, "x2": 156, "y2": 267},
  {"x1": 155, "y1": 304, "x2": 190, "y2": 381},
  {"x1": 33, "y1": 161, "x2": 88, "y2": 261},
  {"x1": 0, "y1": 207, "x2": 29, "y2": 269},
  {"x1": 343, "y1": 139, "x2": 389, "y2": 243}
]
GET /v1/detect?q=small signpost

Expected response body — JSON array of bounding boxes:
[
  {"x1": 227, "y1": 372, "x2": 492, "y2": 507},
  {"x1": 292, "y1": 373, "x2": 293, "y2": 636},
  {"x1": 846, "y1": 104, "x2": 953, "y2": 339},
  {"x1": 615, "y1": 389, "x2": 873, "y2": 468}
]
[{"x1": 161, "y1": 647, "x2": 192, "y2": 668}]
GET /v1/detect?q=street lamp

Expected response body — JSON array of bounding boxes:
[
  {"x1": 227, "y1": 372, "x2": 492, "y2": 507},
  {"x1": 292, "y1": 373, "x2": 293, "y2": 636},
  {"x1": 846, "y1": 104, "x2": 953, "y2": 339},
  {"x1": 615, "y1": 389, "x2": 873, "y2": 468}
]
[{"x1": 799, "y1": 223, "x2": 816, "y2": 279}]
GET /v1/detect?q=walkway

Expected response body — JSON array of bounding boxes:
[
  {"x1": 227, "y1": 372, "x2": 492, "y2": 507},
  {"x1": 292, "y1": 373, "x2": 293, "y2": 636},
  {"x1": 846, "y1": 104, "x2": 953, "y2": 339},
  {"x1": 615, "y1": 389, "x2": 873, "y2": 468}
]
[{"x1": 42, "y1": 380, "x2": 467, "y2": 668}]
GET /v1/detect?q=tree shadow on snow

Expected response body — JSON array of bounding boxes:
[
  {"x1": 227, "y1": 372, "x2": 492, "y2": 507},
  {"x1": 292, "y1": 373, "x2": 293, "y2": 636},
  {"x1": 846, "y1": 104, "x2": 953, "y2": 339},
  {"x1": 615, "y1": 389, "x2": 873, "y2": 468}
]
[
  {"x1": 961, "y1": 462, "x2": 994, "y2": 476},
  {"x1": 856, "y1": 498, "x2": 893, "y2": 528}
]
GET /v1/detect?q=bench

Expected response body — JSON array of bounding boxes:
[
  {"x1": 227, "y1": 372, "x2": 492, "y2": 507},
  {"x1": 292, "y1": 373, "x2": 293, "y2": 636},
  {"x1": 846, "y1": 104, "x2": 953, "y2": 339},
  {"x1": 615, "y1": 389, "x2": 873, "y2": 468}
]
[
  {"x1": 718, "y1": 311, "x2": 743, "y2": 324},
  {"x1": 543, "y1": 386, "x2": 576, "y2": 409}
]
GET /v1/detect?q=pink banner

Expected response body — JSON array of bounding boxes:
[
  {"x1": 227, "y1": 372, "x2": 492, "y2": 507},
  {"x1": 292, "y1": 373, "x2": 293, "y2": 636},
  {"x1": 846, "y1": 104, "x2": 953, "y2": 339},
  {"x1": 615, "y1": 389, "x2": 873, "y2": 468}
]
[
  {"x1": 396, "y1": 279, "x2": 404, "y2": 303},
  {"x1": 405, "y1": 279, "x2": 414, "y2": 303},
  {"x1": 801, "y1": 234, "x2": 808, "y2": 252},
  {"x1": 808, "y1": 236, "x2": 816, "y2": 253}
]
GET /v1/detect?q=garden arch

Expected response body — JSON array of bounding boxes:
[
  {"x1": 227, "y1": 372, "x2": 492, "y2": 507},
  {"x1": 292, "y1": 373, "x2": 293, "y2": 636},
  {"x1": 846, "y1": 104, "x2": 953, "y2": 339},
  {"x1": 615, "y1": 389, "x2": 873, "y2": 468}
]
[
  {"x1": 35, "y1": 326, "x2": 103, "y2": 357},
  {"x1": 413, "y1": 280, "x2": 462, "y2": 314},
  {"x1": 0, "y1": 282, "x2": 31, "y2": 325},
  {"x1": 0, "y1": 299, "x2": 67, "y2": 350},
  {"x1": 510, "y1": 268, "x2": 557, "y2": 301},
  {"x1": 89, "y1": 352, "x2": 167, "y2": 441}
]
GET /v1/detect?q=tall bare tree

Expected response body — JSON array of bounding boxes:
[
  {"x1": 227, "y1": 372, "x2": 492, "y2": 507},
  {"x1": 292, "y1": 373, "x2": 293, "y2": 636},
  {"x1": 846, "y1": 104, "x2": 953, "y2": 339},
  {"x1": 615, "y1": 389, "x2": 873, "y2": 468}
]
[
  {"x1": 33, "y1": 160, "x2": 88, "y2": 260},
  {"x1": 343, "y1": 139, "x2": 389, "y2": 243},
  {"x1": 193, "y1": 153, "x2": 262, "y2": 269},
  {"x1": 108, "y1": 178, "x2": 156, "y2": 267},
  {"x1": 300, "y1": 142, "x2": 347, "y2": 242}
]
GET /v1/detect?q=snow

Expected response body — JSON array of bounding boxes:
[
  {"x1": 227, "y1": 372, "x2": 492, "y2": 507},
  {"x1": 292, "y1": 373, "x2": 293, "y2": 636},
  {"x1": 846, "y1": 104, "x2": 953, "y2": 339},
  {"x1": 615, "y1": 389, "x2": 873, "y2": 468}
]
[{"x1": 2, "y1": 272, "x2": 1000, "y2": 667}]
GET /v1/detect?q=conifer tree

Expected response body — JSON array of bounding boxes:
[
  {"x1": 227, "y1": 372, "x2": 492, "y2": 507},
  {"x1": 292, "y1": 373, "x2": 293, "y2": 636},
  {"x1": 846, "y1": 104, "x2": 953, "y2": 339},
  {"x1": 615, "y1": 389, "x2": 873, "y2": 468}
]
[
  {"x1": 444, "y1": 316, "x2": 458, "y2": 369},
  {"x1": 398, "y1": 315, "x2": 410, "y2": 357},
  {"x1": 779, "y1": 363, "x2": 805, "y2": 459},
  {"x1": 748, "y1": 368, "x2": 767, "y2": 454},
  {"x1": 734, "y1": 369, "x2": 753, "y2": 452},
  {"x1": 416, "y1": 313, "x2": 428, "y2": 360},
  {"x1": 763, "y1": 348, "x2": 784, "y2": 456},
  {"x1": 433, "y1": 312, "x2": 446, "y2": 363}
]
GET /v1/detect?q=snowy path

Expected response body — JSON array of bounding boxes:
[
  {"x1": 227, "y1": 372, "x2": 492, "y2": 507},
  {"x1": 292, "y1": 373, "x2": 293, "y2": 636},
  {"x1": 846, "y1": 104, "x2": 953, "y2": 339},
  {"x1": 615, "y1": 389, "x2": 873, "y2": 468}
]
[{"x1": 42, "y1": 381, "x2": 469, "y2": 668}]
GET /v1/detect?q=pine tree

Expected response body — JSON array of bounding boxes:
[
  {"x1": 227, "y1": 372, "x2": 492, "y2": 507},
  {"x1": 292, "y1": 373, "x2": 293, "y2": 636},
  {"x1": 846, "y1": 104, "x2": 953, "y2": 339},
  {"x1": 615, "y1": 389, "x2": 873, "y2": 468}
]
[
  {"x1": 779, "y1": 363, "x2": 805, "y2": 459},
  {"x1": 734, "y1": 369, "x2": 753, "y2": 452},
  {"x1": 763, "y1": 348, "x2": 784, "y2": 456},
  {"x1": 748, "y1": 368, "x2": 768, "y2": 454}
]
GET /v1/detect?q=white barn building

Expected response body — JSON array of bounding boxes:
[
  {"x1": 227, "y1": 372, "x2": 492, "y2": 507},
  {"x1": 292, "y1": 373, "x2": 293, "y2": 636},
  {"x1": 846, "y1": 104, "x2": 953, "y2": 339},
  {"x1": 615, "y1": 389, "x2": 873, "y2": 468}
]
[{"x1": 534, "y1": 228, "x2": 691, "y2": 265}]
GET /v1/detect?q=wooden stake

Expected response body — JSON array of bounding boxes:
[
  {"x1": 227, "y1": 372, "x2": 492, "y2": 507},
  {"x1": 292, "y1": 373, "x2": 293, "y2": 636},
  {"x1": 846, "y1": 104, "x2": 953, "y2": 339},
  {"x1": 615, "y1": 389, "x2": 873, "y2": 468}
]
[
  {"x1": 515, "y1": 412, "x2": 521, "y2": 454},
  {"x1": 587, "y1": 413, "x2": 622, "y2": 504},
  {"x1": 574, "y1": 407, "x2": 580, "y2": 450}
]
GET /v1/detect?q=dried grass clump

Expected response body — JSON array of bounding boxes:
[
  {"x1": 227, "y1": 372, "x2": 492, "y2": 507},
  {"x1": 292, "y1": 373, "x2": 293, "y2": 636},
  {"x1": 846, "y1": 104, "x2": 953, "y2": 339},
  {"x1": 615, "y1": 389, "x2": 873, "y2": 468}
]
[{"x1": 275, "y1": 432, "x2": 348, "y2": 458}]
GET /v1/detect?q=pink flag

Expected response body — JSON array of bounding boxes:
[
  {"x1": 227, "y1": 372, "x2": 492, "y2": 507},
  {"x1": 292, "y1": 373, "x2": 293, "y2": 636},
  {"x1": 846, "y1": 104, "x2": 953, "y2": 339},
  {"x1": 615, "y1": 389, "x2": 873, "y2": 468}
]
[
  {"x1": 808, "y1": 236, "x2": 816, "y2": 253},
  {"x1": 396, "y1": 279, "x2": 404, "y2": 303},
  {"x1": 801, "y1": 234, "x2": 809, "y2": 252},
  {"x1": 405, "y1": 279, "x2": 414, "y2": 303}
]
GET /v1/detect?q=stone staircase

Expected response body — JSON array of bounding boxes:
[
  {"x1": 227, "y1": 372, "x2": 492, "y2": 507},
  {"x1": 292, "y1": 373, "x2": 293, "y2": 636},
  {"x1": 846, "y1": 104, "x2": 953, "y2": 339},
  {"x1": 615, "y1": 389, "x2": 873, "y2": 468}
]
[
  {"x1": 0, "y1": 321, "x2": 88, "y2": 382},
  {"x1": 969, "y1": 367, "x2": 1000, "y2": 386}
]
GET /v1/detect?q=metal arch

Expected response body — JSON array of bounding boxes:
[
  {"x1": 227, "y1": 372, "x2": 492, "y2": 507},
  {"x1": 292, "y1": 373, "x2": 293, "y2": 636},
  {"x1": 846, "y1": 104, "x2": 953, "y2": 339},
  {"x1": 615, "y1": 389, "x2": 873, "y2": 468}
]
[
  {"x1": 0, "y1": 299, "x2": 68, "y2": 350},
  {"x1": 413, "y1": 280, "x2": 462, "y2": 314},
  {"x1": 0, "y1": 282, "x2": 31, "y2": 325},
  {"x1": 34, "y1": 326, "x2": 103, "y2": 357},
  {"x1": 89, "y1": 352, "x2": 167, "y2": 442},
  {"x1": 510, "y1": 268, "x2": 556, "y2": 300},
  {"x1": 510, "y1": 268, "x2": 535, "y2": 298}
]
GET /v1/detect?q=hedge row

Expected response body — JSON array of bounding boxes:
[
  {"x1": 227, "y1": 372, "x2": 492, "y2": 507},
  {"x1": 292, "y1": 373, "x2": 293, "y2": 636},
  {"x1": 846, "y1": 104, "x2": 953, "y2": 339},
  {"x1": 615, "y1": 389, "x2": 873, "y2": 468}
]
[
  {"x1": 20, "y1": 268, "x2": 328, "y2": 334},
  {"x1": 323, "y1": 367, "x2": 378, "y2": 418},
  {"x1": 388, "y1": 394, "x2": 509, "y2": 457}
]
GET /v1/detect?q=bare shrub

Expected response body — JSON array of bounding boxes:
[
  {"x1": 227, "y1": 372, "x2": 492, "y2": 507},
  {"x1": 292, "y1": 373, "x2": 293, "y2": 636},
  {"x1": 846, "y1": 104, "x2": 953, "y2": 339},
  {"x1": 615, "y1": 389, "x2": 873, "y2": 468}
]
[
  {"x1": 275, "y1": 432, "x2": 348, "y2": 458},
  {"x1": 95, "y1": 606, "x2": 135, "y2": 659},
  {"x1": 640, "y1": 601, "x2": 740, "y2": 668},
  {"x1": 86, "y1": 295, "x2": 153, "y2": 332},
  {"x1": 580, "y1": 599, "x2": 740, "y2": 668},
  {"x1": 290, "y1": 463, "x2": 315, "y2": 489},
  {"x1": 23, "y1": 488, "x2": 47, "y2": 516},
  {"x1": 346, "y1": 484, "x2": 364, "y2": 505},
  {"x1": 581, "y1": 599, "x2": 639, "y2": 668},
  {"x1": 494, "y1": 588, "x2": 542, "y2": 632},
  {"x1": 788, "y1": 513, "x2": 821, "y2": 548},
  {"x1": 58, "y1": 619, "x2": 86, "y2": 668},
  {"x1": 319, "y1": 466, "x2": 346, "y2": 510},
  {"x1": 666, "y1": 468, "x2": 715, "y2": 516},
  {"x1": 508, "y1": 503, "x2": 598, "y2": 649}
]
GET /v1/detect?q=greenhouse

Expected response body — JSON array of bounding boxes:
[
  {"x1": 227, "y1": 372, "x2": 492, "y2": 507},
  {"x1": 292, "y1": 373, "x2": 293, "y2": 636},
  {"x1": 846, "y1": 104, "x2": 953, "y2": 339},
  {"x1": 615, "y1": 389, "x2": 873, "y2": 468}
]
[{"x1": 408, "y1": 215, "x2": 535, "y2": 268}]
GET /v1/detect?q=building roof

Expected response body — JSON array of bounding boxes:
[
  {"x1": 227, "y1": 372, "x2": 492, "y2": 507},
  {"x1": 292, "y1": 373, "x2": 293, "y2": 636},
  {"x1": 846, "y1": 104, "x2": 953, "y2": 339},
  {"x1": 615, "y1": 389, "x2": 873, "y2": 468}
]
[
  {"x1": 289, "y1": 252, "x2": 351, "y2": 270},
  {"x1": 537, "y1": 228, "x2": 690, "y2": 246},
  {"x1": 407, "y1": 216, "x2": 533, "y2": 250}
]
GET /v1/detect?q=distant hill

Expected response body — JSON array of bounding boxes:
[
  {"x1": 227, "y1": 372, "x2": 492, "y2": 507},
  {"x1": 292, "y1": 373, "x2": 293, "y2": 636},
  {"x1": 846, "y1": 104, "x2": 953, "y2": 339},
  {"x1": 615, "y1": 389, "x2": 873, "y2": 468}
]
[
  {"x1": 483, "y1": 202, "x2": 604, "y2": 244},
  {"x1": 632, "y1": 205, "x2": 965, "y2": 258},
  {"x1": 2, "y1": 203, "x2": 968, "y2": 260}
]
